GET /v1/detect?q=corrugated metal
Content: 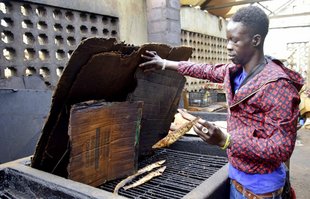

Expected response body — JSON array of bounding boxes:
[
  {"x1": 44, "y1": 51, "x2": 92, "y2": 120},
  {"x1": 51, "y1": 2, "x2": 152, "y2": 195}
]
[
  {"x1": 180, "y1": 0, "x2": 234, "y2": 18},
  {"x1": 180, "y1": 0, "x2": 271, "y2": 18},
  {"x1": 180, "y1": 0, "x2": 208, "y2": 6}
]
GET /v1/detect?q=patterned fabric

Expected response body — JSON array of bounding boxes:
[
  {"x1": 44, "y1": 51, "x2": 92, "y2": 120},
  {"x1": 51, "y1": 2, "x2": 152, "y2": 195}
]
[{"x1": 178, "y1": 59, "x2": 304, "y2": 174}]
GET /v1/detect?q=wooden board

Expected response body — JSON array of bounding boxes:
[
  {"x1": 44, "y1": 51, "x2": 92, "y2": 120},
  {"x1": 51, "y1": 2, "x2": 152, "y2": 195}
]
[
  {"x1": 68, "y1": 100, "x2": 143, "y2": 186},
  {"x1": 129, "y1": 69, "x2": 186, "y2": 156}
]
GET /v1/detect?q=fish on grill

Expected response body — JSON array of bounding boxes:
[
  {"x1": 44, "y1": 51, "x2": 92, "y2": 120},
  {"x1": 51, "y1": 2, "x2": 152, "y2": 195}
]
[
  {"x1": 123, "y1": 166, "x2": 166, "y2": 190},
  {"x1": 152, "y1": 117, "x2": 200, "y2": 149},
  {"x1": 113, "y1": 160, "x2": 166, "y2": 194}
]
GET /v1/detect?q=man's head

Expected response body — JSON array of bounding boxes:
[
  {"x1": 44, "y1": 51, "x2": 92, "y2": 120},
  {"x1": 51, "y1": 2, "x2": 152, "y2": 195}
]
[
  {"x1": 226, "y1": 6, "x2": 269, "y2": 65},
  {"x1": 231, "y1": 6, "x2": 269, "y2": 39}
]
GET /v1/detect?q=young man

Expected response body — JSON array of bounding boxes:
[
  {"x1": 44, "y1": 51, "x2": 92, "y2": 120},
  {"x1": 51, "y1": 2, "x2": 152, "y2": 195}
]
[{"x1": 139, "y1": 6, "x2": 303, "y2": 199}]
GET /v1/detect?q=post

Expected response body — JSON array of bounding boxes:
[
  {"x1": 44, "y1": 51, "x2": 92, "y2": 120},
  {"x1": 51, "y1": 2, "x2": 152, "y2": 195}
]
[{"x1": 146, "y1": 0, "x2": 181, "y2": 46}]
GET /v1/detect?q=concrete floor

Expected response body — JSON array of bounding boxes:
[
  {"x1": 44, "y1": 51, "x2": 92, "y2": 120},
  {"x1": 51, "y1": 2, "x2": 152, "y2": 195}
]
[{"x1": 290, "y1": 127, "x2": 310, "y2": 199}]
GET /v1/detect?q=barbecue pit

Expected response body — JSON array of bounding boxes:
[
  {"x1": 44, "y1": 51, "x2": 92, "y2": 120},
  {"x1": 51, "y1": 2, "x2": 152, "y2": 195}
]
[
  {"x1": 0, "y1": 149, "x2": 228, "y2": 199},
  {"x1": 0, "y1": 112, "x2": 230, "y2": 199}
]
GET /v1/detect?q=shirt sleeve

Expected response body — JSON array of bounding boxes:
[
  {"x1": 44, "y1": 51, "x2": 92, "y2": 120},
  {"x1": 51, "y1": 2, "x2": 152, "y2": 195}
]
[
  {"x1": 177, "y1": 61, "x2": 229, "y2": 83},
  {"x1": 229, "y1": 79, "x2": 300, "y2": 163}
]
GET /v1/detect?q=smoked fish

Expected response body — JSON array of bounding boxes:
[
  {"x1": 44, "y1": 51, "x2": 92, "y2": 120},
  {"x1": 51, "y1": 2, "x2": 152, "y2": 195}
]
[
  {"x1": 123, "y1": 166, "x2": 166, "y2": 190},
  {"x1": 152, "y1": 117, "x2": 200, "y2": 149},
  {"x1": 113, "y1": 160, "x2": 166, "y2": 194}
]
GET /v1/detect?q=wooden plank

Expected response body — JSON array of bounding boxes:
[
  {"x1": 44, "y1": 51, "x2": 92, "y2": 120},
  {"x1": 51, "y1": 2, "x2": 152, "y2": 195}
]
[
  {"x1": 67, "y1": 101, "x2": 143, "y2": 187},
  {"x1": 130, "y1": 69, "x2": 186, "y2": 156}
]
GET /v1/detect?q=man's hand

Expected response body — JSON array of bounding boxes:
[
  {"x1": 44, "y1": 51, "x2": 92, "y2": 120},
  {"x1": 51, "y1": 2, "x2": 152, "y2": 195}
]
[
  {"x1": 139, "y1": 50, "x2": 165, "y2": 72},
  {"x1": 177, "y1": 109, "x2": 227, "y2": 147},
  {"x1": 139, "y1": 50, "x2": 179, "y2": 72},
  {"x1": 193, "y1": 120, "x2": 227, "y2": 147}
]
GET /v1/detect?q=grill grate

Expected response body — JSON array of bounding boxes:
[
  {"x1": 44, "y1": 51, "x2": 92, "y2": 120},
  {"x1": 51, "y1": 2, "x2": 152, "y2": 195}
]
[{"x1": 99, "y1": 148, "x2": 228, "y2": 199}]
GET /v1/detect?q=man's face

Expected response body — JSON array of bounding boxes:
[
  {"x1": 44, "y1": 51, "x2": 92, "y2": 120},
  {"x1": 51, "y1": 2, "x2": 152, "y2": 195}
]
[{"x1": 226, "y1": 21, "x2": 254, "y2": 65}]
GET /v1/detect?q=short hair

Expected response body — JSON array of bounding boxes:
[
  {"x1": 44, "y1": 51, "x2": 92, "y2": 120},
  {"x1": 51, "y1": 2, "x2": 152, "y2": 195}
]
[{"x1": 231, "y1": 6, "x2": 269, "y2": 39}]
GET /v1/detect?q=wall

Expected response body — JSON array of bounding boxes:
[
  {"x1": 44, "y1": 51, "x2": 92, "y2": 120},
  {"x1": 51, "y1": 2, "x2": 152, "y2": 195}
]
[
  {"x1": 0, "y1": 89, "x2": 52, "y2": 163},
  {"x1": 180, "y1": 7, "x2": 227, "y2": 93},
  {"x1": 146, "y1": 0, "x2": 181, "y2": 46},
  {"x1": 180, "y1": 7, "x2": 227, "y2": 39},
  {"x1": 0, "y1": 0, "x2": 148, "y2": 89},
  {"x1": 117, "y1": 0, "x2": 148, "y2": 45},
  {"x1": 25, "y1": 0, "x2": 148, "y2": 45},
  {"x1": 24, "y1": 0, "x2": 118, "y2": 16}
]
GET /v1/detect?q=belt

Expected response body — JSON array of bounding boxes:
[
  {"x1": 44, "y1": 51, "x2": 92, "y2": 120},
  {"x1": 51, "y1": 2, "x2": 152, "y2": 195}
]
[{"x1": 232, "y1": 180, "x2": 283, "y2": 199}]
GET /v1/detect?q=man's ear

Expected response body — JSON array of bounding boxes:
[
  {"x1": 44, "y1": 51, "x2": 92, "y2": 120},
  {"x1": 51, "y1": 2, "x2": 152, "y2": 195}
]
[{"x1": 252, "y1": 34, "x2": 262, "y2": 47}]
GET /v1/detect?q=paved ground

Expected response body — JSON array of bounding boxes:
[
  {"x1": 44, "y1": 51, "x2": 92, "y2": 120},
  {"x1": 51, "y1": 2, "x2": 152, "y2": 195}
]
[{"x1": 290, "y1": 127, "x2": 310, "y2": 199}]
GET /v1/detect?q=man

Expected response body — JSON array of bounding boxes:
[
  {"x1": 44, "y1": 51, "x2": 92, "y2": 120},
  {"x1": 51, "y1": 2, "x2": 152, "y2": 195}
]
[{"x1": 139, "y1": 6, "x2": 303, "y2": 199}]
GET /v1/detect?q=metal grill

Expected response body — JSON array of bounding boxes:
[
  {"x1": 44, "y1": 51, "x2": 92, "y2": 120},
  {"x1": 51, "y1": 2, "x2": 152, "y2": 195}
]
[{"x1": 99, "y1": 149, "x2": 228, "y2": 199}]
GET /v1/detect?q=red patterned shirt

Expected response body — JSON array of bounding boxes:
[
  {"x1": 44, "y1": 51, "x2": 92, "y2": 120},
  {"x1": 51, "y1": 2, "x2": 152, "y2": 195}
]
[{"x1": 178, "y1": 59, "x2": 303, "y2": 174}]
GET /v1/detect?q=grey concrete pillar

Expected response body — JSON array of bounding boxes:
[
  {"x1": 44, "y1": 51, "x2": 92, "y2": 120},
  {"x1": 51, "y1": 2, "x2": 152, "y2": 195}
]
[{"x1": 146, "y1": 0, "x2": 181, "y2": 46}]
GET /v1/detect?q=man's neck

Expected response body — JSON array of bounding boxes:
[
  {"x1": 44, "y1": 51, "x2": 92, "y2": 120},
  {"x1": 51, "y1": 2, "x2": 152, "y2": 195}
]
[{"x1": 243, "y1": 54, "x2": 265, "y2": 73}]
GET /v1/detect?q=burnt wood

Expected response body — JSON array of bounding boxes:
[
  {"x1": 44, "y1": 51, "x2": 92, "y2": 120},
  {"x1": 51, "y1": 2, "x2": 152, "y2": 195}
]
[
  {"x1": 31, "y1": 37, "x2": 192, "y2": 179},
  {"x1": 68, "y1": 100, "x2": 143, "y2": 186}
]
